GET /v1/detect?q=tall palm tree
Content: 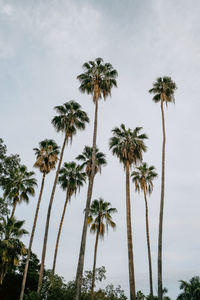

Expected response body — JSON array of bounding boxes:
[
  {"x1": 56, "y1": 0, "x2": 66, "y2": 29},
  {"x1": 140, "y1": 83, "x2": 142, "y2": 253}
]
[
  {"x1": 109, "y1": 124, "x2": 147, "y2": 300},
  {"x1": 3, "y1": 165, "x2": 37, "y2": 218},
  {"x1": 37, "y1": 101, "x2": 89, "y2": 295},
  {"x1": 149, "y1": 77, "x2": 177, "y2": 300},
  {"x1": 52, "y1": 162, "x2": 86, "y2": 274},
  {"x1": 19, "y1": 139, "x2": 59, "y2": 300},
  {"x1": 131, "y1": 162, "x2": 157, "y2": 299},
  {"x1": 88, "y1": 198, "x2": 117, "y2": 300},
  {"x1": 0, "y1": 217, "x2": 28, "y2": 284},
  {"x1": 76, "y1": 57, "x2": 118, "y2": 300}
]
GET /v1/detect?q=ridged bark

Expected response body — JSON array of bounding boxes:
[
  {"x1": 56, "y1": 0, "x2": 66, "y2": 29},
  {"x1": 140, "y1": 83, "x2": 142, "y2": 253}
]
[
  {"x1": 158, "y1": 100, "x2": 166, "y2": 300},
  {"x1": 125, "y1": 161, "x2": 136, "y2": 300},
  {"x1": 91, "y1": 229, "x2": 99, "y2": 300},
  {"x1": 75, "y1": 100, "x2": 98, "y2": 300},
  {"x1": 19, "y1": 173, "x2": 46, "y2": 300},
  {"x1": 37, "y1": 135, "x2": 67, "y2": 295},
  {"x1": 52, "y1": 193, "x2": 70, "y2": 274},
  {"x1": 144, "y1": 189, "x2": 153, "y2": 298}
]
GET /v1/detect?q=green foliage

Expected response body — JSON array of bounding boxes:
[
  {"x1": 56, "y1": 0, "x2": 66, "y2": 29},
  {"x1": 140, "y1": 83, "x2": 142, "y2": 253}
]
[
  {"x1": 131, "y1": 162, "x2": 157, "y2": 195},
  {"x1": 76, "y1": 146, "x2": 107, "y2": 177},
  {"x1": 33, "y1": 139, "x2": 60, "y2": 174},
  {"x1": 81, "y1": 266, "x2": 106, "y2": 294},
  {"x1": 88, "y1": 198, "x2": 117, "y2": 237},
  {"x1": 51, "y1": 101, "x2": 89, "y2": 142},
  {"x1": 77, "y1": 58, "x2": 118, "y2": 102},
  {"x1": 58, "y1": 161, "x2": 86, "y2": 198},
  {"x1": 0, "y1": 138, "x2": 21, "y2": 183},
  {"x1": 0, "y1": 198, "x2": 9, "y2": 219},
  {"x1": 0, "y1": 252, "x2": 40, "y2": 300},
  {"x1": 177, "y1": 276, "x2": 200, "y2": 299},
  {"x1": 0, "y1": 139, "x2": 21, "y2": 217},
  {"x1": 0, "y1": 217, "x2": 28, "y2": 284},
  {"x1": 109, "y1": 124, "x2": 147, "y2": 166},
  {"x1": 3, "y1": 164, "x2": 37, "y2": 216},
  {"x1": 149, "y1": 76, "x2": 177, "y2": 105}
]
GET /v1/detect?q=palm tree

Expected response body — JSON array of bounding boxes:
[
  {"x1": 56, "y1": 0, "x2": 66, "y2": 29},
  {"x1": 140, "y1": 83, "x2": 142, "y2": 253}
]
[
  {"x1": 52, "y1": 162, "x2": 86, "y2": 274},
  {"x1": 37, "y1": 101, "x2": 89, "y2": 295},
  {"x1": 0, "y1": 217, "x2": 28, "y2": 284},
  {"x1": 76, "y1": 57, "x2": 117, "y2": 300},
  {"x1": 3, "y1": 165, "x2": 37, "y2": 218},
  {"x1": 149, "y1": 77, "x2": 177, "y2": 300},
  {"x1": 88, "y1": 198, "x2": 117, "y2": 300},
  {"x1": 131, "y1": 162, "x2": 157, "y2": 299},
  {"x1": 76, "y1": 146, "x2": 106, "y2": 177},
  {"x1": 177, "y1": 277, "x2": 200, "y2": 299},
  {"x1": 109, "y1": 124, "x2": 147, "y2": 300},
  {"x1": 19, "y1": 139, "x2": 59, "y2": 300}
]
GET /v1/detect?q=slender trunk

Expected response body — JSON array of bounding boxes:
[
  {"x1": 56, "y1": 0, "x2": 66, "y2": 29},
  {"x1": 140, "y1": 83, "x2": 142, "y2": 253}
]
[
  {"x1": 75, "y1": 100, "x2": 98, "y2": 300},
  {"x1": 52, "y1": 193, "x2": 70, "y2": 274},
  {"x1": 91, "y1": 229, "x2": 99, "y2": 300},
  {"x1": 37, "y1": 135, "x2": 67, "y2": 295},
  {"x1": 125, "y1": 161, "x2": 136, "y2": 300},
  {"x1": 144, "y1": 189, "x2": 153, "y2": 298},
  {"x1": 11, "y1": 201, "x2": 17, "y2": 218},
  {"x1": 19, "y1": 173, "x2": 46, "y2": 300},
  {"x1": 158, "y1": 100, "x2": 166, "y2": 300}
]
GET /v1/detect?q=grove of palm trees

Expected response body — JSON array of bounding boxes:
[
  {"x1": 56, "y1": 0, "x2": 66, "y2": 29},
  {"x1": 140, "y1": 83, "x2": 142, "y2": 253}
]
[{"x1": 1, "y1": 2, "x2": 200, "y2": 300}]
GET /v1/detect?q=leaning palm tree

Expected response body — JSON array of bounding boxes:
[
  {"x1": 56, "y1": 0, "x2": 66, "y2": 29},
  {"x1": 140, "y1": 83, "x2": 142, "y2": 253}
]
[
  {"x1": 109, "y1": 124, "x2": 147, "y2": 300},
  {"x1": 149, "y1": 77, "x2": 177, "y2": 300},
  {"x1": 37, "y1": 101, "x2": 89, "y2": 295},
  {"x1": 76, "y1": 58, "x2": 118, "y2": 300},
  {"x1": 3, "y1": 165, "x2": 37, "y2": 218},
  {"x1": 52, "y1": 162, "x2": 86, "y2": 274},
  {"x1": 19, "y1": 139, "x2": 59, "y2": 300},
  {"x1": 131, "y1": 162, "x2": 157, "y2": 299},
  {"x1": 88, "y1": 198, "x2": 117, "y2": 300},
  {"x1": 0, "y1": 217, "x2": 28, "y2": 284}
]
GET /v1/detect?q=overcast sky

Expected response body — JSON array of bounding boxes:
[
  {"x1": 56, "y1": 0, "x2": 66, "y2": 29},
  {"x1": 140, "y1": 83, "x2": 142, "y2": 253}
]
[{"x1": 1, "y1": 0, "x2": 200, "y2": 299}]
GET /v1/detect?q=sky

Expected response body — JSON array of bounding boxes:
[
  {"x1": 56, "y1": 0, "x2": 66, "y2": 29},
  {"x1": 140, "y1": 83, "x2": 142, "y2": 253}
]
[{"x1": 1, "y1": 0, "x2": 200, "y2": 298}]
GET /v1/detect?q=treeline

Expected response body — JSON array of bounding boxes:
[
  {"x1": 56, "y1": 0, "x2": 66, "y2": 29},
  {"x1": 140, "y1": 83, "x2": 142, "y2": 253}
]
[{"x1": 0, "y1": 58, "x2": 199, "y2": 300}]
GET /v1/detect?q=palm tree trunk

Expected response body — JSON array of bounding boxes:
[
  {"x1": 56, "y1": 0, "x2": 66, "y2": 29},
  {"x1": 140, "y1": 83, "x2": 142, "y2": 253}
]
[
  {"x1": 19, "y1": 173, "x2": 46, "y2": 300},
  {"x1": 75, "y1": 99, "x2": 98, "y2": 300},
  {"x1": 37, "y1": 135, "x2": 67, "y2": 295},
  {"x1": 144, "y1": 189, "x2": 153, "y2": 298},
  {"x1": 52, "y1": 193, "x2": 70, "y2": 274},
  {"x1": 11, "y1": 201, "x2": 17, "y2": 218},
  {"x1": 125, "y1": 161, "x2": 136, "y2": 300},
  {"x1": 91, "y1": 229, "x2": 99, "y2": 300},
  {"x1": 158, "y1": 100, "x2": 166, "y2": 300}
]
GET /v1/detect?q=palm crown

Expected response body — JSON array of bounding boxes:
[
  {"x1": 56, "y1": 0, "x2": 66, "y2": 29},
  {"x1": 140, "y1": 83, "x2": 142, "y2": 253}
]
[
  {"x1": 109, "y1": 124, "x2": 147, "y2": 166},
  {"x1": 0, "y1": 217, "x2": 28, "y2": 240},
  {"x1": 149, "y1": 76, "x2": 177, "y2": 105},
  {"x1": 76, "y1": 146, "x2": 107, "y2": 177},
  {"x1": 58, "y1": 162, "x2": 86, "y2": 199},
  {"x1": 3, "y1": 165, "x2": 37, "y2": 207},
  {"x1": 33, "y1": 139, "x2": 60, "y2": 174},
  {"x1": 77, "y1": 57, "x2": 118, "y2": 102},
  {"x1": 51, "y1": 101, "x2": 89, "y2": 142},
  {"x1": 88, "y1": 198, "x2": 117, "y2": 237},
  {"x1": 0, "y1": 217, "x2": 28, "y2": 283},
  {"x1": 131, "y1": 162, "x2": 157, "y2": 195}
]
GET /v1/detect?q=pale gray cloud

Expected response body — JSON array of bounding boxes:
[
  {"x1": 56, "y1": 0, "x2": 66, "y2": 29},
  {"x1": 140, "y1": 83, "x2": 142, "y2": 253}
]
[{"x1": 1, "y1": 0, "x2": 200, "y2": 299}]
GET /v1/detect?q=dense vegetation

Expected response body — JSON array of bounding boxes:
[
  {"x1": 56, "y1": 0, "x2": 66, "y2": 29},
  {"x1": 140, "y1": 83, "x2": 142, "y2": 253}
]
[{"x1": 0, "y1": 58, "x2": 198, "y2": 300}]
